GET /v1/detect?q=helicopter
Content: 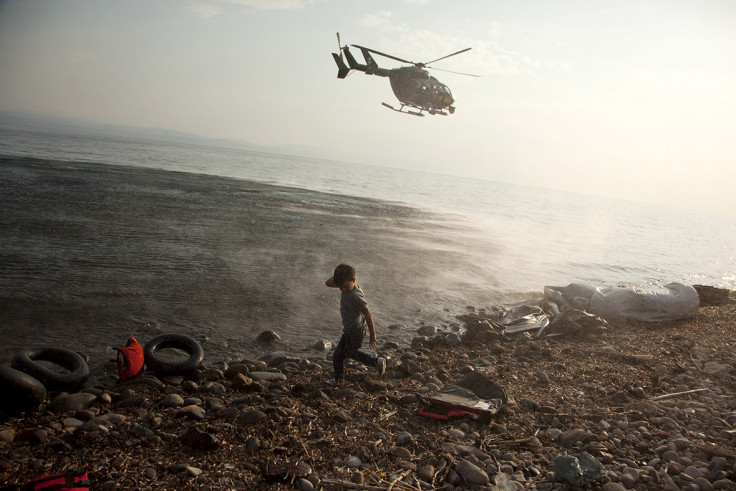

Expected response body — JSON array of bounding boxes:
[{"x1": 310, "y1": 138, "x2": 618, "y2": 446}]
[{"x1": 332, "y1": 33, "x2": 479, "y2": 117}]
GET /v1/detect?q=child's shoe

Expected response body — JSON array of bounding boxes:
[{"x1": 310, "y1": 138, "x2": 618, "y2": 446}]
[{"x1": 376, "y1": 357, "x2": 386, "y2": 376}]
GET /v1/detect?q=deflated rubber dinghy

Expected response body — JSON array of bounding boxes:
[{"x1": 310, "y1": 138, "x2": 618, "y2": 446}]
[{"x1": 545, "y1": 282, "x2": 699, "y2": 322}]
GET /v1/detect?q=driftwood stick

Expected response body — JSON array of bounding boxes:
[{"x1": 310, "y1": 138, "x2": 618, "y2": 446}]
[
  {"x1": 319, "y1": 475, "x2": 419, "y2": 491},
  {"x1": 651, "y1": 388, "x2": 708, "y2": 401},
  {"x1": 319, "y1": 479, "x2": 393, "y2": 490}
]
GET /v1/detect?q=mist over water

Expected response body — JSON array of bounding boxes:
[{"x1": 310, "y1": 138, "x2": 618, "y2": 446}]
[{"x1": 1, "y1": 124, "x2": 735, "y2": 366}]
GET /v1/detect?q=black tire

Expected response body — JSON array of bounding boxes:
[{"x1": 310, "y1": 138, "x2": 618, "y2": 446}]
[
  {"x1": 11, "y1": 347, "x2": 89, "y2": 392},
  {"x1": 0, "y1": 365, "x2": 47, "y2": 413},
  {"x1": 143, "y1": 334, "x2": 204, "y2": 375}
]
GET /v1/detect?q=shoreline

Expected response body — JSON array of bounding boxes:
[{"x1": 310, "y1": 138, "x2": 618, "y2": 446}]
[{"x1": 1, "y1": 292, "x2": 735, "y2": 490}]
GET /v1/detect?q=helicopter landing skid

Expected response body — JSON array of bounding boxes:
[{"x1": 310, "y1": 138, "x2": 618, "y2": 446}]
[{"x1": 381, "y1": 102, "x2": 425, "y2": 117}]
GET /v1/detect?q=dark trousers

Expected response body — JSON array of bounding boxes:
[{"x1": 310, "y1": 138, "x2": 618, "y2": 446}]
[{"x1": 333, "y1": 329, "x2": 376, "y2": 380}]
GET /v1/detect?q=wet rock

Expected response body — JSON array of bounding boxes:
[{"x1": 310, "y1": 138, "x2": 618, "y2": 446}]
[
  {"x1": 245, "y1": 436, "x2": 259, "y2": 451},
  {"x1": 224, "y1": 364, "x2": 250, "y2": 379},
  {"x1": 296, "y1": 477, "x2": 314, "y2": 491},
  {"x1": 312, "y1": 340, "x2": 332, "y2": 351},
  {"x1": 0, "y1": 429, "x2": 16, "y2": 444},
  {"x1": 260, "y1": 351, "x2": 300, "y2": 366},
  {"x1": 49, "y1": 392, "x2": 96, "y2": 413},
  {"x1": 390, "y1": 447, "x2": 412, "y2": 459},
  {"x1": 255, "y1": 331, "x2": 281, "y2": 343},
  {"x1": 177, "y1": 405, "x2": 206, "y2": 420},
  {"x1": 62, "y1": 417, "x2": 83, "y2": 428},
  {"x1": 445, "y1": 333, "x2": 462, "y2": 346},
  {"x1": 248, "y1": 371, "x2": 287, "y2": 382},
  {"x1": 417, "y1": 325, "x2": 436, "y2": 336},
  {"x1": 231, "y1": 373, "x2": 254, "y2": 389},
  {"x1": 197, "y1": 368, "x2": 225, "y2": 381},
  {"x1": 115, "y1": 375, "x2": 163, "y2": 391},
  {"x1": 171, "y1": 463, "x2": 202, "y2": 477},
  {"x1": 236, "y1": 410, "x2": 267, "y2": 426},
  {"x1": 80, "y1": 416, "x2": 114, "y2": 432},
  {"x1": 417, "y1": 465, "x2": 435, "y2": 482},
  {"x1": 396, "y1": 431, "x2": 413, "y2": 445},
  {"x1": 162, "y1": 393, "x2": 184, "y2": 408},
  {"x1": 364, "y1": 380, "x2": 387, "y2": 393},
  {"x1": 558, "y1": 428, "x2": 586, "y2": 447},
  {"x1": 455, "y1": 459, "x2": 489, "y2": 484},
  {"x1": 241, "y1": 358, "x2": 268, "y2": 371}
]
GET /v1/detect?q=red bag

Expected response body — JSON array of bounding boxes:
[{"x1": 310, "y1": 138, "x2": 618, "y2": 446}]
[
  {"x1": 20, "y1": 469, "x2": 90, "y2": 490},
  {"x1": 116, "y1": 336, "x2": 145, "y2": 382}
]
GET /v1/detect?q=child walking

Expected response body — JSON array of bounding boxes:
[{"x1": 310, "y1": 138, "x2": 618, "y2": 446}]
[{"x1": 326, "y1": 264, "x2": 386, "y2": 386}]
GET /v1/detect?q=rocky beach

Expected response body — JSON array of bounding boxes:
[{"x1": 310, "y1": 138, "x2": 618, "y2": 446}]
[{"x1": 1, "y1": 289, "x2": 735, "y2": 491}]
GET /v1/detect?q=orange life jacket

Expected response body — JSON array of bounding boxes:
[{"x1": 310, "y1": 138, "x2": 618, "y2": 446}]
[{"x1": 116, "y1": 336, "x2": 145, "y2": 382}]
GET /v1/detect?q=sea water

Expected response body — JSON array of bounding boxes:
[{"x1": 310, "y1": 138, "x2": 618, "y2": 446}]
[{"x1": 1, "y1": 123, "x2": 734, "y2": 365}]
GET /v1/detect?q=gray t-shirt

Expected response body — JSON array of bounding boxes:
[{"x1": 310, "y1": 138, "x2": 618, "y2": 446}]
[{"x1": 340, "y1": 286, "x2": 367, "y2": 333}]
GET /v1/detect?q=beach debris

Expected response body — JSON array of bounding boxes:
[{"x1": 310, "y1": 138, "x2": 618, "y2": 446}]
[
  {"x1": 553, "y1": 451, "x2": 607, "y2": 486},
  {"x1": 544, "y1": 282, "x2": 700, "y2": 322},
  {"x1": 0, "y1": 365, "x2": 47, "y2": 413},
  {"x1": 143, "y1": 333, "x2": 204, "y2": 376},
  {"x1": 262, "y1": 460, "x2": 312, "y2": 483},
  {"x1": 498, "y1": 305, "x2": 550, "y2": 336},
  {"x1": 418, "y1": 370, "x2": 506, "y2": 421},
  {"x1": 546, "y1": 309, "x2": 608, "y2": 337}
]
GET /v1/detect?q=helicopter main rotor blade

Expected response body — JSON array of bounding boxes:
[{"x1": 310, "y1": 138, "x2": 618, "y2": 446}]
[
  {"x1": 351, "y1": 44, "x2": 415, "y2": 65},
  {"x1": 336, "y1": 33, "x2": 343, "y2": 59},
  {"x1": 425, "y1": 66, "x2": 481, "y2": 77},
  {"x1": 424, "y1": 47, "x2": 472, "y2": 65}
]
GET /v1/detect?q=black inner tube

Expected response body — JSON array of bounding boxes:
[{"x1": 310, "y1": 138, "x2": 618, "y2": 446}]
[
  {"x1": 143, "y1": 334, "x2": 204, "y2": 375},
  {"x1": 11, "y1": 347, "x2": 90, "y2": 392}
]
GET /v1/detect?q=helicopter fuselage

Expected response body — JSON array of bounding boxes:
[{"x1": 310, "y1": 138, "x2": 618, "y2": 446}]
[{"x1": 388, "y1": 67, "x2": 454, "y2": 114}]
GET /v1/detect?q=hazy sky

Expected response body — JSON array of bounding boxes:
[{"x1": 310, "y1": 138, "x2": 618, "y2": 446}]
[{"x1": 1, "y1": 0, "x2": 734, "y2": 215}]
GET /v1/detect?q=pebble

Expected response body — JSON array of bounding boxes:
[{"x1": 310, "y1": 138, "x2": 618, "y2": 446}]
[
  {"x1": 162, "y1": 393, "x2": 184, "y2": 408},
  {"x1": 236, "y1": 410, "x2": 267, "y2": 426},
  {"x1": 396, "y1": 431, "x2": 413, "y2": 444},
  {"x1": 558, "y1": 428, "x2": 585, "y2": 446},
  {"x1": 344, "y1": 455, "x2": 361, "y2": 468},
  {"x1": 455, "y1": 459, "x2": 489, "y2": 484},
  {"x1": 49, "y1": 393, "x2": 97, "y2": 412},
  {"x1": 389, "y1": 447, "x2": 412, "y2": 459},
  {"x1": 296, "y1": 477, "x2": 314, "y2": 491}
]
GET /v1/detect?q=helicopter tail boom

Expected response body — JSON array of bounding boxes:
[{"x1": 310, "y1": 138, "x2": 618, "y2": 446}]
[
  {"x1": 332, "y1": 52, "x2": 350, "y2": 79},
  {"x1": 332, "y1": 45, "x2": 391, "y2": 78}
]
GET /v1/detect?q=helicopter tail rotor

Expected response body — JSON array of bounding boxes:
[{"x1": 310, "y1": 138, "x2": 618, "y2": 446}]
[{"x1": 333, "y1": 32, "x2": 350, "y2": 78}]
